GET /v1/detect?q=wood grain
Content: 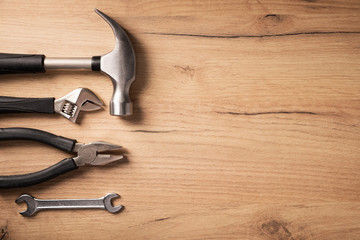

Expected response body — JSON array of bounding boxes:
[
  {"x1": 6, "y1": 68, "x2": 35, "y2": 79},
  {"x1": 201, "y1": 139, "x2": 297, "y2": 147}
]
[{"x1": 0, "y1": 0, "x2": 359, "y2": 239}]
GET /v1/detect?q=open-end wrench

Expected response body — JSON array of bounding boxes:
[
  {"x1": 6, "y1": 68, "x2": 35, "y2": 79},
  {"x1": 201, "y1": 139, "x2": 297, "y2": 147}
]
[{"x1": 16, "y1": 193, "x2": 123, "y2": 217}]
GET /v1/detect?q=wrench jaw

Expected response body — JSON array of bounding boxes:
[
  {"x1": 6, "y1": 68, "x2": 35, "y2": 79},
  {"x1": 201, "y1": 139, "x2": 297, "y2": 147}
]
[
  {"x1": 54, "y1": 88, "x2": 104, "y2": 123},
  {"x1": 15, "y1": 194, "x2": 38, "y2": 217},
  {"x1": 103, "y1": 193, "x2": 123, "y2": 213}
]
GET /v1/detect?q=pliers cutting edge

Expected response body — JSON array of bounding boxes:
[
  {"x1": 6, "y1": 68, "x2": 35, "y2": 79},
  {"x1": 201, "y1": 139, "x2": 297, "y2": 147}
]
[{"x1": 0, "y1": 128, "x2": 123, "y2": 188}]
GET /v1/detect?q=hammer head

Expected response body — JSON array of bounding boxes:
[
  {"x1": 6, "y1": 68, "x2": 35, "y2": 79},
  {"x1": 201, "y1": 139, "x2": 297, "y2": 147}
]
[{"x1": 94, "y1": 9, "x2": 136, "y2": 116}]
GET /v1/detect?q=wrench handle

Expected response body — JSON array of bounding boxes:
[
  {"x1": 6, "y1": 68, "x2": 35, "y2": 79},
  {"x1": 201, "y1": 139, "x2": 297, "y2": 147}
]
[
  {"x1": 0, "y1": 96, "x2": 54, "y2": 113},
  {"x1": 36, "y1": 198, "x2": 105, "y2": 210},
  {"x1": 0, "y1": 53, "x2": 45, "y2": 74},
  {"x1": 0, "y1": 158, "x2": 78, "y2": 188}
]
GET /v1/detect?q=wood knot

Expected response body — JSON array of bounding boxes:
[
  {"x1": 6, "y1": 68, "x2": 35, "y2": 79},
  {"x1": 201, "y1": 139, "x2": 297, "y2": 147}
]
[
  {"x1": 254, "y1": 217, "x2": 312, "y2": 240},
  {"x1": 256, "y1": 14, "x2": 292, "y2": 35},
  {"x1": 260, "y1": 14, "x2": 282, "y2": 22},
  {"x1": 1, "y1": 225, "x2": 9, "y2": 240},
  {"x1": 261, "y1": 220, "x2": 292, "y2": 237},
  {"x1": 174, "y1": 65, "x2": 195, "y2": 80}
]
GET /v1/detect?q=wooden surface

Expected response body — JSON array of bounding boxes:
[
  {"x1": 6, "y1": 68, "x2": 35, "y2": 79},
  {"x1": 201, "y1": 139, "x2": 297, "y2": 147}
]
[{"x1": 0, "y1": 0, "x2": 359, "y2": 239}]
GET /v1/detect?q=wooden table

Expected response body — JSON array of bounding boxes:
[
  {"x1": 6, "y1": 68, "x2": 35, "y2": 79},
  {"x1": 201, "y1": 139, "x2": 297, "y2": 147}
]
[{"x1": 0, "y1": 0, "x2": 359, "y2": 239}]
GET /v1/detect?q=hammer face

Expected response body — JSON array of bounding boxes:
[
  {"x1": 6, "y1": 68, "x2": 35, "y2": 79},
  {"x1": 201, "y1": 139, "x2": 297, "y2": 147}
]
[{"x1": 95, "y1": 9, "x2": 136, "y2": 116}]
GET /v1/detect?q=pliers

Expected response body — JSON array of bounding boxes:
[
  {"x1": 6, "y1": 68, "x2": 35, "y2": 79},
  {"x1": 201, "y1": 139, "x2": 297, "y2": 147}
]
[
  {"x1": 0, "y1": 128, "x2": 123, "y2": 188},
  {"x1": 0, "y1": 88, "x2": 103, "y2": 123}
]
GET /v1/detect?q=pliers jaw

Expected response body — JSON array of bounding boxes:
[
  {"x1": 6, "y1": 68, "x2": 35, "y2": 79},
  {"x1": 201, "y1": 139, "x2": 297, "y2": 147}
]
[
  {"x1": 54, "y1": 88, "x2": 104, "y2": 123},
  {"x1": 73, "y1": 142, "x2": 123, "y2": 166}
]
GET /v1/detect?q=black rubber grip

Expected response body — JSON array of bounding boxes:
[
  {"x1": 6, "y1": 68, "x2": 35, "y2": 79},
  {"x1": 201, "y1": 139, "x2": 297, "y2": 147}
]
[
  {"x1": 0, "y1": 128, "x2": 76, "y2": 152},
  {"x1": 0, "y1": 158, "x2": 78, "y2": 188},
  {"x1": 0, "y1": 96, "x2": 54, "y2": 113},
  {"x1": 91, "y1": 56, "x2": 101, "y2": 71},
  {"x1": 0, "y1": 53, "x2": 45, "y2": 74}
]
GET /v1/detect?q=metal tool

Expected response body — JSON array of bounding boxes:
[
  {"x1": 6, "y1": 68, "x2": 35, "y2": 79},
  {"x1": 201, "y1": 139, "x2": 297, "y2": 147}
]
[
  {"x1": 16, "y1": 193, "x2": 123, "y2": 217},
  {"x1": 0, "y1": 88, "x2": 103, "y2": 123},
  {"x1": 0, "y1": 128, "x2": 123, "y2": 188},
  {"x1": 0, "y1": 9, "x2": 136, "y2": 116}
]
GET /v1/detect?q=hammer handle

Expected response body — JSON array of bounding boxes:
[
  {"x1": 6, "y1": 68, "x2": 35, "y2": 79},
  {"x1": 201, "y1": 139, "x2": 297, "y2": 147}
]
[
  {"x1": 0, "y1": 96, "x2": 54, "y2": 114},
  {"x1": 0, "y1": 53, "x2": 45, "y2": 74}
]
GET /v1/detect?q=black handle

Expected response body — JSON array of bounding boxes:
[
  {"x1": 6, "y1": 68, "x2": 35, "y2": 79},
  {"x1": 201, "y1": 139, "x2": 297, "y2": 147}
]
[
  {"x1": 0, "y1": 158, "x2": 78, "y2": 188},
  {"x1": 0, "y1": 53, "x2": 45, "y2": 74},
  {"x1": 0, "y1": 96, "x2": 54, "y2": 113},
  {"x1": 0, "y1": 128, "x2": 76, "y2": 152}
]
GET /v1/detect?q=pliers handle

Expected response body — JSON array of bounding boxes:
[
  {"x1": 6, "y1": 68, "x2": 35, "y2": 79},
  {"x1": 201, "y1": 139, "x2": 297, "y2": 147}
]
[
  {"x1": 0, "y1": 128, "x2": 122, "y2": 188},
  {"x1": 0, "y1": 127, "x2": 76, "y2": 151}
]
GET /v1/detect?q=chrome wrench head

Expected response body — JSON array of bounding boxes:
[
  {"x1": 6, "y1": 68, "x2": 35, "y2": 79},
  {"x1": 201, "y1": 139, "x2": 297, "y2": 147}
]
[
  {"x1": 103, "y1": 193, "x2": 123, "y2": 213},
  {"x1": 54, "y1": 88, "x2": 103, "y2": 123},
  {"x1": 95, "y1": 9, "x2": 136, "y2": 116},
  {"x1": 15, "y1": 194, "x2": 38, "y2": 217}
]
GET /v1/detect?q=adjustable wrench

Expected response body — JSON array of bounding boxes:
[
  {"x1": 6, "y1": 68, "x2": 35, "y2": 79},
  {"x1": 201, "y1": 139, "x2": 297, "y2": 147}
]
[
  {"x1": 0, "y1": 88, "x2": 103, "y2": 123},
  {"x1": 16, "y1": 193, "x2": 123, "y2": 217}
]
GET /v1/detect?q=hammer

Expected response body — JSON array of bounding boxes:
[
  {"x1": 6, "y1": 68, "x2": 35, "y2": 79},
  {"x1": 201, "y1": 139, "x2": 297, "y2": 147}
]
[{"x1": 0, "y1": 9, "x2": 135, "y2": 116}]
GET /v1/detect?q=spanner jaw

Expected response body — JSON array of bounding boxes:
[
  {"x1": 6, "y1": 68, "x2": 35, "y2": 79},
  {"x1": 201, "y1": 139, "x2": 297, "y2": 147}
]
[
  {"x1": 15, "y1": 194, "x2": 38, "y2": 217},
  {"x1": 103, "y1": 193, "x2": 123, "y2": 213}
]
